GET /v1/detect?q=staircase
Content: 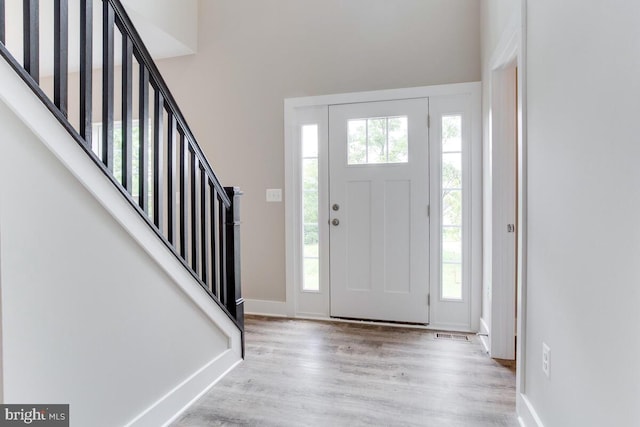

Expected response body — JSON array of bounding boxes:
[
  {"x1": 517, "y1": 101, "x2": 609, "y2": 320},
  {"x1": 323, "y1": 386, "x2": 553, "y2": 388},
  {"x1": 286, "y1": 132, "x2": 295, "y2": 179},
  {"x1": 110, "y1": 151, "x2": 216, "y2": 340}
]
[{"x1": 0, "y1": 1, "x2": 243, "y2": 425}]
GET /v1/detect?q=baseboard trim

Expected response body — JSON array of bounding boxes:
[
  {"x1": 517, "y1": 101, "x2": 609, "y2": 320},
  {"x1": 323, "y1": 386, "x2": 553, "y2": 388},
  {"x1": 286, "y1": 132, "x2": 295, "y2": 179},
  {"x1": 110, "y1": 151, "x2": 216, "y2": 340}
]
[
  {"x1": 126, "y1": 349, "x2": 241, "y2": 427},
  {"x1": 517, "y1": 393, "x2": 544, "y2": 427},
  {"x1": 244, "y1": 299, "x2": 289, "y2": 316}
]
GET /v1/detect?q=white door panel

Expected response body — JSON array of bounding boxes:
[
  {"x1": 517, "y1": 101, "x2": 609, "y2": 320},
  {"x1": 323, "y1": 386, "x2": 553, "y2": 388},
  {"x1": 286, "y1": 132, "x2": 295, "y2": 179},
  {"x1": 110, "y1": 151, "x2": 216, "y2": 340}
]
[{"x1": 329, "y1": 98, "x2": 430, "y2": 323}]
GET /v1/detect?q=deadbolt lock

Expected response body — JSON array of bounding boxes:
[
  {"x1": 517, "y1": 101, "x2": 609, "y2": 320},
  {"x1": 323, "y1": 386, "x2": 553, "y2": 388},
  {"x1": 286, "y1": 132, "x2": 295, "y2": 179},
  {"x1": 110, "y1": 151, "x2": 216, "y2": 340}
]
[
  {"x1": 332, "y1": 204, "x2": 340, "y2": 211},
  {"x1": 331, "y1": 218, "x2": 340, "y2": 226}
]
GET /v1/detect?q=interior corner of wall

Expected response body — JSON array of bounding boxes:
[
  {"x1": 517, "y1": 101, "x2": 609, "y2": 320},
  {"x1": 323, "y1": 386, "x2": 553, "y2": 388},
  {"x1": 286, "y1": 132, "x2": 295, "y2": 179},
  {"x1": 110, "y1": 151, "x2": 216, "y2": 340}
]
[{"x1": 123, "y1": 3, "x2": 198, "y2": 58}]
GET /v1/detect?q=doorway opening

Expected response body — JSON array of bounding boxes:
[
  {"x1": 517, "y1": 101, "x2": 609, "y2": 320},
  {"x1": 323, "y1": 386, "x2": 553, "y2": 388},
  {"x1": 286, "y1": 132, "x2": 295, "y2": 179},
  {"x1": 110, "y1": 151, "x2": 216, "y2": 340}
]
[{"x1": 284, "y1": 83, "x2": 482, "y2": 332}]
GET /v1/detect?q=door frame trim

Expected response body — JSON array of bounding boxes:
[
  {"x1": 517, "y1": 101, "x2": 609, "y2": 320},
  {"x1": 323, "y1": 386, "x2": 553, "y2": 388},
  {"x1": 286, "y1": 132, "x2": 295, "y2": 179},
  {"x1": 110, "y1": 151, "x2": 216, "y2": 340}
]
[
  {"x1": 284, "y1": 82, "x2": 481, "y2": 330},
  {"x1": 481, "y1": 1, "x2": 534, "y2": 423}
]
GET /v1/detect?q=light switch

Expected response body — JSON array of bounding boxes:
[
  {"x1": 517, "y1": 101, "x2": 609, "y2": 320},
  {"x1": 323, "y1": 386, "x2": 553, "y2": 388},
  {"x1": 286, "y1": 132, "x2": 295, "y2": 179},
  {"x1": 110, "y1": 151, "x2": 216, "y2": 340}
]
[{"x1": 266, "y1": 189, "x2": 282, "y2": 202}]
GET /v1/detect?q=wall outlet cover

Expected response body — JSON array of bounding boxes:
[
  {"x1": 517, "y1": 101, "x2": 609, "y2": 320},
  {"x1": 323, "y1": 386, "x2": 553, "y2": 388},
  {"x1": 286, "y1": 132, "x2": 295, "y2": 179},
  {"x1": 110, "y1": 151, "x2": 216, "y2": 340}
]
[
  {"x1": 266, "y1": 188, "x2": 282, "y2": 202},
  {"x1": 542, "y1": 342, "x2": 550, "y2": 378}
]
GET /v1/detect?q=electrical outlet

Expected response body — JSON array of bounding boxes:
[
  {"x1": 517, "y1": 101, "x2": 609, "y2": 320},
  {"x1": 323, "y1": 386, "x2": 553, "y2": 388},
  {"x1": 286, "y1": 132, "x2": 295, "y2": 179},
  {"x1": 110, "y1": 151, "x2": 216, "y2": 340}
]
[
  {"x1": 542, "y1": 342, "x2": 550, "y2": 378},
  {"x1": 266, "y1": 188, "x2": 282, "y2": 202}
]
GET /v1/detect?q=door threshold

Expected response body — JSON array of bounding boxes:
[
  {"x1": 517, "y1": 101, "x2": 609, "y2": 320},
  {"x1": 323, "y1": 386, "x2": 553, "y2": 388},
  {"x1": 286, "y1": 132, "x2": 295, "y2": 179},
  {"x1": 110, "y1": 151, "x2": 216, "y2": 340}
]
[
  {"x1": 307, "y1": 314, "x2": 473, "y2": 333},
  {"x1": 331, "y1": 316, "x2": 428, "y2": 328},
  {"x1": 247, "y1": 312, "x2": 475, "y2": 333},
  {"x1": 294, "y1": 315, "x2": 431, "y2": 330}
]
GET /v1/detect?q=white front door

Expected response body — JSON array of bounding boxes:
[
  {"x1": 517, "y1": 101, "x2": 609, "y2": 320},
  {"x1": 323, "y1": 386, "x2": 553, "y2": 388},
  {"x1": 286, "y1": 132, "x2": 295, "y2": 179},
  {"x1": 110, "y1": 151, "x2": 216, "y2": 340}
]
[{"x1": 328, "y1": 98, "x2": 430, "y2": 323}]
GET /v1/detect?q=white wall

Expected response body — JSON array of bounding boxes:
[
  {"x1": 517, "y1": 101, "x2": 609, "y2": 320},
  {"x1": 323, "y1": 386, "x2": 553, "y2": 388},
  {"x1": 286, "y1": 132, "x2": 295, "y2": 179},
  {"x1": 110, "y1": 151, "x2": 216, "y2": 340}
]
[
  {"x1": 122, "y1": 0, "x2": 199, "y2": 59},
  {"x1": 482, "y1": 0, "x2": 640, "y2": 425},
  {"x1": 524, "y1": 0, "x2": 640, "y2": 425},
  {"x1": 481, "y1": 0, "x2": 517, "y2": 62},
  {"x1": 0, "y1": 58, "x2": 240, "y2": 425},
  {"x1": 154, "y1": 0, "x2": 481, "y2": 302}
]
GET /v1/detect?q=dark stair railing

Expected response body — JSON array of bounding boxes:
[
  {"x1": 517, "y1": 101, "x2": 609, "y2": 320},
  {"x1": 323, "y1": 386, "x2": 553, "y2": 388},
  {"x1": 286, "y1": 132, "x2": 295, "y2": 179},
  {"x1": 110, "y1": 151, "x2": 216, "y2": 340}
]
[{"x1": 0, "y1": 0, "x2": 244, "y2": 352}]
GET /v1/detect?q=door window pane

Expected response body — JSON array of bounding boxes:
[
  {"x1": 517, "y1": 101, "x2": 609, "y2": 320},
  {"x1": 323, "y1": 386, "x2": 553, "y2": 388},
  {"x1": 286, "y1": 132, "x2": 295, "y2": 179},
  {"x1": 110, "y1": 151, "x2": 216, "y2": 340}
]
[
  {"x1": 442, "y1": 263, "x2": 463, "y2": 300},
  {"x1": 303, "y1": 224, "x2": 319, "y2": 257},
  {"x1": 303, "y1": 258, "x2": 319, "y2": 293},
  {"x1": 441, "y1": 115, "x2": 463, "y2": 300},
  {"x1": 367, "y1": 118, "x2": 387, "y2": 164},
  {"x1": 348, "y1": 120, "x2": 367, "y2": 165},
  {"x1": 442, "y1": 226, "x2": 462, "y2": 263},
  {"x1": 302, "y1": 124, "x2": 319, "y2": 157},
  {"x1": 347, "y1": 116, "x2": 408, "y2": 165},
  {"x1": 303, "y1": 191, "x2": 318, "y2": 224},
  {"x1": 388, "y1": 117, "x2": 408, "y2": 163},
  {"x1": 442, "y1": 190, "x2": 462, "y2": 226},
  {"x1": 442, "y1": 115, "x2": 462, "y2": 152},
  {"x1": 302, "y1": 124, "x2": 320, "y2": 291},
  {"x1": 303, "y1": 159, "x2": 318, "y2": 191},
  {"x1": 442, "y1": 153, "x2": 462, "y2": 188}
]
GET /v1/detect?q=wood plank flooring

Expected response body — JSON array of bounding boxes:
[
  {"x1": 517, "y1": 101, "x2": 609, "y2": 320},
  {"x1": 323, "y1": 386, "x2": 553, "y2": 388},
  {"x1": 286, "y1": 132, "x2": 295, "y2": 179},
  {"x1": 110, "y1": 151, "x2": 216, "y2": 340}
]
[{"x1": 172, "y1": 316, "x2": 518, "y2": 427}]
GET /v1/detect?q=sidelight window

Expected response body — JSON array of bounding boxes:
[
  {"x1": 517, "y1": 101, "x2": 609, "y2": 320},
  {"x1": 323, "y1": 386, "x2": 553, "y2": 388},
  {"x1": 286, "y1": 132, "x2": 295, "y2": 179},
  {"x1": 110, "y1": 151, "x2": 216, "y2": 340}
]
[
  {"x1": 302, "y1": 124, "x2": 320, "y2": 291},
  {"x1": 441, "y1": 115, "x2": 463, "y2": 300}
]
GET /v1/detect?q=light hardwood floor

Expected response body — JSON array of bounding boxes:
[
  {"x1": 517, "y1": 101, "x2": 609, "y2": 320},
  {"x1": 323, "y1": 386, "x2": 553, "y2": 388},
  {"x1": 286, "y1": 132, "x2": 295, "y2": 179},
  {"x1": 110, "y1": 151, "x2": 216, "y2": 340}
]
[{"x1": 172, "y1": 315, "x2": 518, "y2": 427}]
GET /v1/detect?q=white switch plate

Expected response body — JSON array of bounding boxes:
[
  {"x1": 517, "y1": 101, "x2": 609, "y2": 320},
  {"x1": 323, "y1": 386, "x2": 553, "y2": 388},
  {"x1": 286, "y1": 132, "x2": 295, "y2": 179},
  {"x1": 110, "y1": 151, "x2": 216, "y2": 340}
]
[
  {"x1": 542, "y1": 342, "x2": 550, "y2": 378},
  {"x1": 266, "y1": 188, "x2": 282, "y2": 202}
]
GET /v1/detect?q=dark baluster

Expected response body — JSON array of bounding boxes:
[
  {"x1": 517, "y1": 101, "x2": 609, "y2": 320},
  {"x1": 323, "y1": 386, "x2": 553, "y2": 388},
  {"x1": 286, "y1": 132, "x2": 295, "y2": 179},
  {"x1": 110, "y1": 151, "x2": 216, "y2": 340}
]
[
  {"x1": 166, "y1": 114, "x2": 176, "y2": 245},
  {"x1": 138, "y1": 64, "x2": 149, "y2": 211},
  {"x1": 153, "y1": 89, "x2": 164, "y2": 229},
  {"x1": 191, "y1": 149, "x2": 200, "y2": 273},
  {"x1": 102, "y1": 0, "x2": 114, "y2": 170},
  {"x1": 122, "y1": 34, "x2": 133, "y2": 191},
  {"x1": 210, "y1": 184, "x2": 218, "y2": 296},
  {"x1": 200, "y1": 166, "x2": 208, "y2": 285},
  {"x1": 23, "y1": 0, "x2": 39, "y2": 82},
  {"x1": 179, "y1": 131, "x2": 188, "y2": 258},
  {"x1": 218, "y1": 194, "x2": 227, "y2": 305},
  {"x1": 79, "y1": 0, "x2": 92, "y2": 146},
  {"x1": 0, "y1": 0, "x2": 5, "y2": 45},
  {"x1": 225, "y1": 187, "x2": 244, "y2": 346},
  {"x1": 53, "y1": 0, "x2": 68, "y2": 116}
]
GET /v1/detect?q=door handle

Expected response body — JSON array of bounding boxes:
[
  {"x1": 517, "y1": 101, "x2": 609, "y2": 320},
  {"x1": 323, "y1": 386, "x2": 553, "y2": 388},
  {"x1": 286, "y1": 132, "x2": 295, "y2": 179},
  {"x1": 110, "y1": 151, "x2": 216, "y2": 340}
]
[{"x1": 331, "y1": 218, "x2": 340, "y2": 226}]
